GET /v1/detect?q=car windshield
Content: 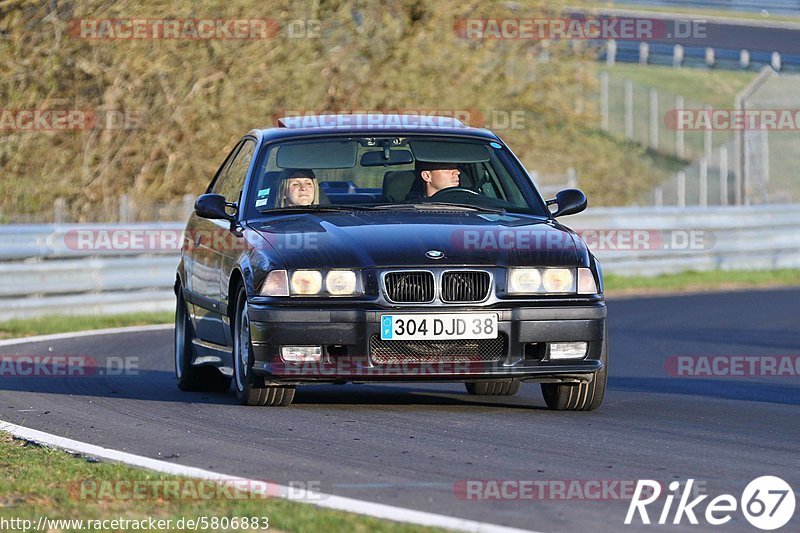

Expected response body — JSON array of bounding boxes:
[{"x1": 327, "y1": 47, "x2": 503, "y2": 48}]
[{"x1": 246, "y1": 136, "x2": 548, "y2": 217}]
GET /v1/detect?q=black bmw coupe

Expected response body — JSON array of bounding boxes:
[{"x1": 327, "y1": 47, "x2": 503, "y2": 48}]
[{"x1": 175, "y1": 115, "x2": 607, "y2": 409}]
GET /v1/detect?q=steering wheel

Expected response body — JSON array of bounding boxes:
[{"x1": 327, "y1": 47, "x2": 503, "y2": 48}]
[{"x1": 428, "y1": 187, "x2": 480, "y2": 200}]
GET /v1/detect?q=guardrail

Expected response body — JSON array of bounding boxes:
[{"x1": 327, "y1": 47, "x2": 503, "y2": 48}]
[{"x1": 0, "y1": 204, "x2": 798, "y2": 319}]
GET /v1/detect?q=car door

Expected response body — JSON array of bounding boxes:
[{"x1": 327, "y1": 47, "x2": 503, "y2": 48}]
[
  {"x1": 212, "y1": 138, "x2": 256, "y2": 346},
  {"x1": 189, "y1": 140, "x2": 248, "y2": 345}
]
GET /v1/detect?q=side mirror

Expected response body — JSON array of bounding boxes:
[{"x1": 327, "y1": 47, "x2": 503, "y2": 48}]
[
  {"x1": 194, "y1": 194, "x2": 236, "y2": 222},
  {"x1": 547, "y1": 188, "x2": 587, "y2": 217}
]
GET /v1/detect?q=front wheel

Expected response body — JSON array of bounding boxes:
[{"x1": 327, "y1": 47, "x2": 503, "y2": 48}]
[
  {"x1": 175, "y1": 289, "x2": 230, "y2": 392},
  {"x1": 232, "y1": 286, "x2": 295, "y2": 406},
  {"x1": 541, "y1": 331, "x2": 608, "y2": 411}
]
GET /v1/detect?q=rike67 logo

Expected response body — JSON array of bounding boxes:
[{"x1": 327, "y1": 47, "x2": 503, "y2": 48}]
[{"x1": 626, "y1": 477, "x2": 795, "y2": 530}]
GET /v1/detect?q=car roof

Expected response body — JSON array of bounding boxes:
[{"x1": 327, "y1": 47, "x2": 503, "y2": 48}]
[{"x1": 246, "y1": 114, "x2": 502, "y2": 143}]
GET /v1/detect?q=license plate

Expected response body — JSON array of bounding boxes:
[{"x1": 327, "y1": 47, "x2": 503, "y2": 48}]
[{"x1": 380, "y1": 313, "x2": 498, "y2": 341}]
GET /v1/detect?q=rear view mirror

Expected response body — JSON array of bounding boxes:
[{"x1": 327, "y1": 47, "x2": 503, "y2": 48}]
[
  {"x1": 360, "y1": 150, "x2": 414, "y2": 167},
  {"x1": 547, "y1": 189, "x2": 587, "y2": 217}
]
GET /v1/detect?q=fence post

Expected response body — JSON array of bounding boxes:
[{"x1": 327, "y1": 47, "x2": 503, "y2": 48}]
[
  {"x1": 704, "y1": 104, "x2": 713, "y2": 164},
  {"x1": 673, "y1": 44, "x2": 684, "y2": 68},
  {"x1": 624, "y1": 80, "x2": 633, "y2": 140},
  {"x1": 705, "y1": 47, "x2": 715, "y2": 67},
  {"x1": 771, "y1": 51, "x2": 781, "y2": 71},
  {"x1": 677, "y1": 171, "x2": 686, "y2": 207},
  {"x1": 567, "y1": 167, "x2": 577, "y2": 188},
  {"x1": 183, "y1": 194, "x2": 194, "y2": 219},
  {"x1": 649, "y1": 88, "x2": 658, "y2": 150},
  {"x1": 740, "y1": 49, "x2": 750, "y2": 69},
  {"x1": 119, "y1": 194, "x2": 131, "y2": 224},
  {"x1": 761, "y1": 131, "x2": 770, "y2": 187},
  {"x1": 675, "y1": 95, "x2": 685, "y2": 159},
  {"x1": 54, "y1": 198, "x2": 67, "y2": 224},
  {"x1": 606, "y1": 40, "x2": 616, "y2": 66},
  {"x1": 639, "y1": 42, "x2": 649, "y2": 65},
  {"x1": 719, "y1": 145, "x2": 728, "y2": 205},
  {"x1": 600, "y1": 71, "x2": 609, "y2": 131},
  {"x1": 699, "y1": 158, "x2": 708, "y2": 207}
]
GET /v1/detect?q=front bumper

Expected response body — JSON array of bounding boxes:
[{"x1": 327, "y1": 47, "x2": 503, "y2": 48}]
[{"x1": 247, "y1": 302, "x2": 607, "y2": 384}]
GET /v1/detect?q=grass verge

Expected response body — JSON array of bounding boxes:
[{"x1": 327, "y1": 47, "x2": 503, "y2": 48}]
[
  {"x1": 612, "y1": 3, "x2": 800, "y2": 24},
  {"x1": 0, "y1": 434, "x2": 442, "y2": 533},
  {"x1": 0, "y1": 312, "x2": 173, "y2": 340},
  {"x1": 605, "y1": 268, "x2": 800, "y2": 296},
  {"x1": 598, "y1": 63, "x2": 755, "y2": 110}
]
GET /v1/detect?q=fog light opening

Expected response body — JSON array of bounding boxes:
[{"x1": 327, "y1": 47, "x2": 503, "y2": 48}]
[
  {"x1": 549, "y1": 342, "x2": 588, "y2": 360},
  {"x1": 280, "y1": 346, "x2": 323, "y2": 362}
]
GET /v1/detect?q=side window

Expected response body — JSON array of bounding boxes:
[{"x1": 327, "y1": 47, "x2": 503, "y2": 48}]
[{"x1": 212, "y1": 139, "x2": 256, "y2": 203}]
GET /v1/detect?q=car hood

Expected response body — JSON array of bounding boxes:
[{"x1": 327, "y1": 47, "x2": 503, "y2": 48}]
[{"x1": 250, "y1": 211, "x2": 586, "y2": 270}]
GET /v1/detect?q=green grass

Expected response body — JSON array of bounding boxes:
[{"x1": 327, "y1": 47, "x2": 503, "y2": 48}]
[
  {"x1": 598, "y1": 64, "x2": 755, "y2": 180},
  {"x1": 0, "y1": 434, "x2": 442, "y2": 533},
  {"x1": 599, "y1": 63, "x2": 755, "y2": 110},
  {"x1": 0, "y1": 312, "x2": 173, "y2": 340},
  {"x1": 605, "y1": 268, "x2": 800, "y2": 295},
  {"x1": 613, "y1": 3, "x2": 800, "y2": 24}
]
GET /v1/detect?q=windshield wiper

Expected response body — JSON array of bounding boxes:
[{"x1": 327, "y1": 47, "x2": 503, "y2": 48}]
[
  {"x1": 417, "y1": 202, "x2": 506, "y2": 213},
  {"x1": 258, "y1": 205, "x2": 380, "y2": 214}
]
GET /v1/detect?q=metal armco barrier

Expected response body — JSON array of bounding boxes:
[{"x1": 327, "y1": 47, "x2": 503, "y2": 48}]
[{"x1": 0, "y1": 204, "x2": 798, "y2": 319}]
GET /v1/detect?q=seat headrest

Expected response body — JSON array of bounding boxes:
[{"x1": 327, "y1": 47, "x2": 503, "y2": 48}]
[{"x1": 382, "y1": 170, "x2": 416, "y2": 202}]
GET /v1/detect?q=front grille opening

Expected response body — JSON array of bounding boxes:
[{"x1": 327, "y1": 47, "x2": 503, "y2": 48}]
[
  {"x1": 441, "y1": 271, "x2": 491, "y2": 302},
  {"x1": 325, "y1": 344, "x2": 348, "y2": 357},
  {"x1": 524, "y1": 342, "x2": 546, "y2": 360},
  {"x1": 369, "y1": 334, "x2": 507, "y2": 364},
  {"x1": 384, "y1": 271, "x2": 435, "y2": 303}
]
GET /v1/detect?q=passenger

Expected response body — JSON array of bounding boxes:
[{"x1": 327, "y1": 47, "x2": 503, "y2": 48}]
[
  {"x1": 408, "y1": 161, "x2": 461, "y2": 199},
  {"x1": 276, "y1": 169, "x2": 319, "y2": 207}
]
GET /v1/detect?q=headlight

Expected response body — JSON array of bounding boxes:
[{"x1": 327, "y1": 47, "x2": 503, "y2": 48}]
[
  {"x1": 577, "y1": 268, "x2": 598, "y2": 294},
  {"x1": 325, "y1": 270, "x2": 358, "y2": 295},
  {"x1": 260, "y1": 270, "x2": 289, "y2": 296},
  {"x1": 507, "y1": 268, "x2": 542, "y2": 294},
  {"x1": 542, "y1": 268, "x2": 575, "y2": 293},
  {"x1": 290, "y1": 270, "x2": 323, "y2": 295}
]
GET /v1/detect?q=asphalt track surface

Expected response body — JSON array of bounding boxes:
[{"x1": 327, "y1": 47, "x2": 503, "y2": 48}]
[{"x1": 1, "y1": 289, "x2": 798, "y2": 532}]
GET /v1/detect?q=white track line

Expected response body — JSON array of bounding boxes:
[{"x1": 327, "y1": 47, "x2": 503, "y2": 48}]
[
  {"x1": 0, "y1": 326, "x2": 542, "y2": 531},
  {"x1": 1, "y1": 420, "x2": 540, "y2": 533},
  {"x1": 0, "y1": 323, "x2": 173, "y2": 347},
  {"x1": 0, "y1": 420, "x2": 538, "y2": 533}
]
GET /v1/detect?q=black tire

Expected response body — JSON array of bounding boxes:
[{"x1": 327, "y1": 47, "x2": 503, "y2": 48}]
[
  {"x1": 232, "y1": 285, "x2": 295, "y2": 406},
  {"x1": 465, "y1": 380, "x2": 520, "y2": 396},
  {"x1": 541, "y1": 329, "x2": 608, "y2": 411},
  {"x1": 175, "y1": 289, "x2": 231, "y2": 392}
]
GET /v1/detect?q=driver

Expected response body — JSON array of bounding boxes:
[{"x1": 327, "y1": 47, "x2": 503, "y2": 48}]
[
  {"x1": 412, "y1": 161, "x2": 461, "y2": 198},
  {"x1": 276, "y1": 168, "x2": 319, "y2": 207}
]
